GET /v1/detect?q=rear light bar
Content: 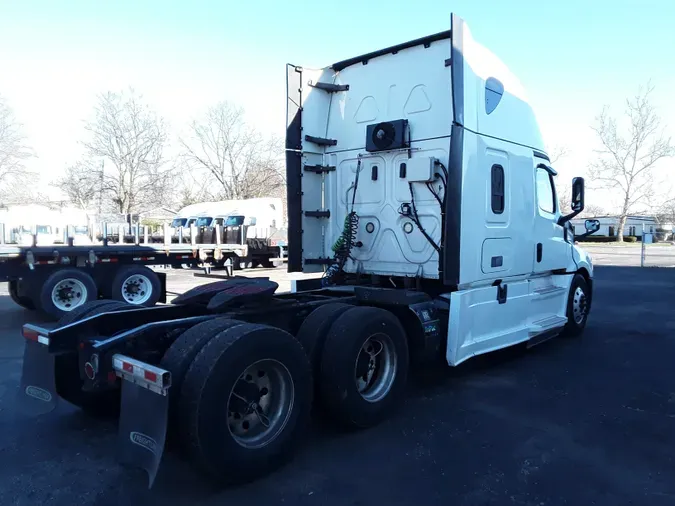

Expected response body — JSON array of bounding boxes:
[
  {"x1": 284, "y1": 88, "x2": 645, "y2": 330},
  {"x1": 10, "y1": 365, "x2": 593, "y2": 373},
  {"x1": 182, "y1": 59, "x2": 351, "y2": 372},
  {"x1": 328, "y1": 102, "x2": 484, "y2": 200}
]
[
  {"x1": 112, "y1": 354, "x2": 171, "y2": 396},
  {"x1": 22, "y1": 325, "x2": 50, "y2": 345}
]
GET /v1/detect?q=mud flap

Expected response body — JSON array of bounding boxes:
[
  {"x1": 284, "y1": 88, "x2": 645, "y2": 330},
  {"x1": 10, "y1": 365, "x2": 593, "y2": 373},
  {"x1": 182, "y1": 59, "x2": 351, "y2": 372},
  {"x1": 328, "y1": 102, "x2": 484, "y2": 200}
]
[
  {"x1": 17, "y1": 341, "x2": 58, "y2": 415},
  {"x1": 114, "y1": 354, "x2": 171, "y2": 488}
]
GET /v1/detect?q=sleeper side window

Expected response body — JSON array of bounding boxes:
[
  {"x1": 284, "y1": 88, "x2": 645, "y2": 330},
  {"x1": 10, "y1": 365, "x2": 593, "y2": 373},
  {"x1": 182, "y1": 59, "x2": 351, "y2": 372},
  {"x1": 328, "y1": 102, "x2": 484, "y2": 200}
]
[
  {"x1": 536, "y1": 167, "x2": 556, "y2": 214},
  {"x1": 491, "y1": 164, "x2": 505, "y2": 214}
]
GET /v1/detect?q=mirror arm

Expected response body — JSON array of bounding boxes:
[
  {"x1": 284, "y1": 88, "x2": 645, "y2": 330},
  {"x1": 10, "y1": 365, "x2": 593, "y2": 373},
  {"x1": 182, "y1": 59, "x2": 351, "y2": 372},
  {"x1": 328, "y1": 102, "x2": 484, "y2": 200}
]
[
  {"x1": 575, "y1": 229, "x2": 598, "y2": 239},
  {"x1": 558, "y1": 208, "x2": 582, "y2": 226}
]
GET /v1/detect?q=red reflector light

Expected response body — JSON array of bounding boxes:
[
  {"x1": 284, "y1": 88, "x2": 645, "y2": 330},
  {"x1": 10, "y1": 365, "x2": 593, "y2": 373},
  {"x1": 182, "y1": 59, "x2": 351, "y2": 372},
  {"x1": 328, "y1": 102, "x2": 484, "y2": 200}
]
[
  {"x1": 123, "y1": 362, "x2": 134, "y2": 373},
  {"x1": 22, "y1": 327, "x2": 39, "y2": 341},
  {"x1": 144, "y1": 370, "x2": 158, "y2": 383}
]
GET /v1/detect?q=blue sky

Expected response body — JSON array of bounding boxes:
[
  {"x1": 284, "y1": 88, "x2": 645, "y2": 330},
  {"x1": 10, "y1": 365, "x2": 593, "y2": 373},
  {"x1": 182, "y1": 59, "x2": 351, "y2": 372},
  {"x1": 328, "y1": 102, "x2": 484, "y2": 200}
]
[{"x1": 0, "y1": 0, "x2": 673, "y2": 209}]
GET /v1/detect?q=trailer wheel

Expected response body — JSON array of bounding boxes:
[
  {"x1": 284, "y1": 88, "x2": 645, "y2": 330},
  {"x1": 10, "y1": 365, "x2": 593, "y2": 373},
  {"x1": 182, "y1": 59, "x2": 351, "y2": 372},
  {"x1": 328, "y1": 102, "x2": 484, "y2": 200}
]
[
  {"x1": 109, "y1": 265, "x2": 161, "y2": 306},
  {"x1": 160, "y1": 317, "x2": 245, "y2": 443},
  {"x1": 319, "y1": 306, "x2": 409, "y2": 429},
  {"x1": 563, "y1": 273, "x2": 591, "y2": 337},
  {"x1": 55, "y1": 300, "x2": 130, "y2": 415},
  {"x1": 9, "y1": 280, "x2": 35, "y2": 310},
  {"x1": 179, "y1": 323, "x2": 312, "y2": 484},
  {"x1": 38, "y1": 269, "x2": 98, "y2": 319},
  {"x1": 296, "y1": 303, "x2": 353, "y2": 379}
]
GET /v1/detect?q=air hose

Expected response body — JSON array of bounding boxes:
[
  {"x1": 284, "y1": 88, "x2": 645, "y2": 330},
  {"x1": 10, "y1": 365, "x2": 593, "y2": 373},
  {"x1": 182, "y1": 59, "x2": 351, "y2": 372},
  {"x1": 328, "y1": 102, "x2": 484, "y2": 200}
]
[{"x1": 322, "y1": 158, "x2": 362, "y2": 286}]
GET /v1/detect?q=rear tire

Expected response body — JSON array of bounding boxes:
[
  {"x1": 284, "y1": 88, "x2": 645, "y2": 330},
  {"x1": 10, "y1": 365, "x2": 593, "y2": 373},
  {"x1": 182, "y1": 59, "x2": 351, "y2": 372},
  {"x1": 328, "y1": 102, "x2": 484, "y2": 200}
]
[
  {"x1": 318, "y1": 306, "x2": 409, "y2": 429},
  {"x1": 54, "y1": 300, "x2": 131, "y2": 415},
  {"x1": 160, "y1": 317, "x2": 245, "y2": 447},
  {"x1": 9, "y1": 280, "x2": 35, "y2": 310},
  {"x1": 296, "y1": 303, "x2": 352, "y2": 381},
  {"x1": 179, "y1": 324, "x2": 312, "y2": 485},
  {"x1": 38, "y1": 269, "x2": 98, "y2": 320},
  {"x1": 109, "y1": 265, "x2": 161, "y2": 307}
]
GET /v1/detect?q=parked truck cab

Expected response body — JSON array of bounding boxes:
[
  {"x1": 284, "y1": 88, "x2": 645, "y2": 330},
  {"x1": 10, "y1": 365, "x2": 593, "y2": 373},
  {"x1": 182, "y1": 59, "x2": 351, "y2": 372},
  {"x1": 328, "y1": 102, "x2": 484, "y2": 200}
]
[
  {"x1": 286, "y1": 13, "x2": 596, "y2": 364},
  {"x1": 18, "y1": 13, "x2": 599, "y2": 489}
]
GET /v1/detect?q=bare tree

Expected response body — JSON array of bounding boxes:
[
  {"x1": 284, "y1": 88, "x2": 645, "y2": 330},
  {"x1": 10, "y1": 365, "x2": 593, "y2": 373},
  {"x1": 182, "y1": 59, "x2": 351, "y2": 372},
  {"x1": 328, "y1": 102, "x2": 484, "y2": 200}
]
[
  {"x1": 83, "y1": 89, "x2": 172, "y2": 214},
  {"x1": 54, "y1": 160, "x2": 103, "y2": 211},
  {"x1": 550, "y1": 145, "x2": 569, "y2": 165},
  {"x1": 588, "y1": 83, "x2": 674, "y2": 241},
  {"x1": 179, "y1": 102, "x2": 284, "y2": 200},
  {"x1": 0, "y1": 95, "x2": 34, "y2": 203}
]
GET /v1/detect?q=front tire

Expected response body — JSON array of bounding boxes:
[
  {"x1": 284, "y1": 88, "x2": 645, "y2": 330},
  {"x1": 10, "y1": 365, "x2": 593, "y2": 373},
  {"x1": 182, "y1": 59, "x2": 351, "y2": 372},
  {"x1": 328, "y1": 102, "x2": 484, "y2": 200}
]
[
  {"x1": 563, "y1": 273, "x2": 591, "y2": 337},
  {"x1": 179, "y1": 324, "x2": 312, "y2": 485}
]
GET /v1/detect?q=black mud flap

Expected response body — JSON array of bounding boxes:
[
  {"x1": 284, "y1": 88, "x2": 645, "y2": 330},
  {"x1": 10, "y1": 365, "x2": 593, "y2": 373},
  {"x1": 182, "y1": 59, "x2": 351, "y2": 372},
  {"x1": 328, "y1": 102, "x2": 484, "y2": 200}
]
[
  {"x1": 118, "y1": 378, "x2": 169, "y2": 488},
  {"x1": 17, "y1": 341, "x2": 58, "y2": 415}
]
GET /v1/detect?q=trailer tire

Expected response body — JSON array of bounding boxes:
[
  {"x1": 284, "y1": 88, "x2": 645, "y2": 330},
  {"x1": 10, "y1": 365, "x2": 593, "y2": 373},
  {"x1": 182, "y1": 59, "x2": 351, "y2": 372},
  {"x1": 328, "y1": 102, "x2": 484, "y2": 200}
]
[
  {"x1": 109, "y1": 265, "x2": 161, "y2": 306},
  {"x1": 38, "y1": 269, "x2": 98, "y2": 320},
  {"x1": 319, "y1": 306, "x2": 409, "y2": 429},
  {"x1": 160, "y1": 317, "x2": 245, "y2": 444},
  {"x1": 55, "y1": 300, "x2": 131, "y2": 415},
  {"x1": 9, "y1": 280, "x2": 36, "y2": 310},
  {"x1": 563, "y1": 273, "x2": 591, "y2": 337},
  {"x1": 296, "y1": 303, "x2": 353, "y2": 379},
  {"x1": 179, "y1": 323, "x2": 312, "y2": 485}
]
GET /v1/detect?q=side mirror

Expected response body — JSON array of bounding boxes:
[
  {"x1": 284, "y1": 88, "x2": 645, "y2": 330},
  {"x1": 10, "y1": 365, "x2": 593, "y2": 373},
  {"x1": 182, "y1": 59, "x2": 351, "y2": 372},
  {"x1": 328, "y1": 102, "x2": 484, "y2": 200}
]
[
  {"x1": 244, "y1": 217, "x2": 257, "y2": 227},
  {"x1": 571, "y1": 177, "x2": 585, "y2": 212},
  {"x1": 585, "y1": 219, "x2": 600, "y2": 233},
  {"x1": 558, "y1": 177, "x2": 585, "y2": 225}
]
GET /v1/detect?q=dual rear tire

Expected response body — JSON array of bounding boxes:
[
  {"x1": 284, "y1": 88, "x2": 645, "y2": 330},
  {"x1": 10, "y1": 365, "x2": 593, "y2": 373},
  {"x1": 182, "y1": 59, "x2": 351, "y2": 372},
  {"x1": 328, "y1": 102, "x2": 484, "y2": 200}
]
[
  {"x1": 160, "y1": 303, "x2": 408, "y2": 485},
  {"x1": 162, "y1": 320, "x2": 312, "y2": 484},
  {"x1": 14, "y1": 265, "x2": 161, "y2": 320}
]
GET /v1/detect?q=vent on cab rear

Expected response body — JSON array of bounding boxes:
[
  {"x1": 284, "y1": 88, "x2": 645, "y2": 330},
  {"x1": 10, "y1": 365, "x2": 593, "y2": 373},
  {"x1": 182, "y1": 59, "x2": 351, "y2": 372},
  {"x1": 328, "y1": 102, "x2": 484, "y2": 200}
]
[{"x1": 366, "y1": 119, "x2": 409, "y2": 152}]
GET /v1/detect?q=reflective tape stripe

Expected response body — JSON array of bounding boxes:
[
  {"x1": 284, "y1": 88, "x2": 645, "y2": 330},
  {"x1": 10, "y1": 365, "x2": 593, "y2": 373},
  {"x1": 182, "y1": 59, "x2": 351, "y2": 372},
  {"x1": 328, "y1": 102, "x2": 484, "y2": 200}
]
[{"x1": 112, "y1": 354, "x2": 171, "y2": 396}]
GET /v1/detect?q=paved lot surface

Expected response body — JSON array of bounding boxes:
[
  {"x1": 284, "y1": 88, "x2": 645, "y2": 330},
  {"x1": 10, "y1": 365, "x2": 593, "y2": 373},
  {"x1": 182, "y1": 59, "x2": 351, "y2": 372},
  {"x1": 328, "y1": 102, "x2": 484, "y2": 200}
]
[
  {"x1": 585, "y1": 243, "x2": 675, "y2": 267},
  {"x1": 1, "y1": 266, "x2": 675, "y2": 505}
]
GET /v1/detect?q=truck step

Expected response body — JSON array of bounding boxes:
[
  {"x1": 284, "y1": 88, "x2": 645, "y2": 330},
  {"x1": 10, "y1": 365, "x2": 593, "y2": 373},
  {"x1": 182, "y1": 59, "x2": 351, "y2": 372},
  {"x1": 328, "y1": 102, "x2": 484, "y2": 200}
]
[
  {"x1": 304, "y1": 210, "x2": 331, "y2": 218},
  {"x1": 304, "y1": 164, "x2": 336, "y2": 173},
  {"x1": 305, "y1": 135, "x2": 337, "y2": 146},
  {"x1": 528, "y1": 315, "x2": 567, "y2": 335},
  {"x1": 309, "y1": 82, "x2": 349, "y2": 93},
  {"x1": 533, "y1": 285, "x2": 566, "y2": 297}
]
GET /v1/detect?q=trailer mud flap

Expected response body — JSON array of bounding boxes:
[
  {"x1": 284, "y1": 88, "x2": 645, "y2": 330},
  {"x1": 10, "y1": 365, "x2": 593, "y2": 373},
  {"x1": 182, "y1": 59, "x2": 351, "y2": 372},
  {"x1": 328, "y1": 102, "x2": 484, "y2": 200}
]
[
  {"x1": 113, "y1": 354, "x2": 171, "y2": 488},
  {"x1": 17, "y1": 341, "x2": 58, "y2": 415}
]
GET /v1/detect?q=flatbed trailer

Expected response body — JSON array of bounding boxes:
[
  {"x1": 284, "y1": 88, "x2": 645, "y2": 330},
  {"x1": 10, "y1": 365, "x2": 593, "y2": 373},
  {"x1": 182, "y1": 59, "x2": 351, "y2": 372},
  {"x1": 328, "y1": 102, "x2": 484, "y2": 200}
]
[{"x1": 0, "y1": 240, "x2": 280, "y2": 319}]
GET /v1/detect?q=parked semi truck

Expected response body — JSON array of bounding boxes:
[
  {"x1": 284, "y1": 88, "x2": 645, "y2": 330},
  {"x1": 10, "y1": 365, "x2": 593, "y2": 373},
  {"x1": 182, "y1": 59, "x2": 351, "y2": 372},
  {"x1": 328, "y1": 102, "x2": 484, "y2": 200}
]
[{"x1": 18, "y1": 13, "x2": 599, "y2": 488}]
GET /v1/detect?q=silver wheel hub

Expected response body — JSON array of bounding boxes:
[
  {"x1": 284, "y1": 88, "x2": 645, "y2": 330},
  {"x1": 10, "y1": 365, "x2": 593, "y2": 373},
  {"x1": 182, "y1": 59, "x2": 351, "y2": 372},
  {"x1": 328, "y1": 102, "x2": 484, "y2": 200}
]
[
  {"x1": 227, "y1": 359, "x2": 294, "y2": 449},
  {"x1": 51, "y1": 279, "x2": 87, "y2": 311},
  {"x1": 354, "y1": 333, "x2": 397, "y2": 403},
  {"x1": 572, "y1": 286, "x2": 587, "y2": 324},
  {"x1": 122, "y1": 274, "x2": 152, "y2": 304}
]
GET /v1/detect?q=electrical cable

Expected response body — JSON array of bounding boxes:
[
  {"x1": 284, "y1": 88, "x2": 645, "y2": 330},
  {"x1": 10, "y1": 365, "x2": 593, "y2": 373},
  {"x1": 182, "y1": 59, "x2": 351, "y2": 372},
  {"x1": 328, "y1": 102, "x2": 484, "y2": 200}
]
[{"x1": 406, "y1": 183, "x2": 441, "y2": 253}]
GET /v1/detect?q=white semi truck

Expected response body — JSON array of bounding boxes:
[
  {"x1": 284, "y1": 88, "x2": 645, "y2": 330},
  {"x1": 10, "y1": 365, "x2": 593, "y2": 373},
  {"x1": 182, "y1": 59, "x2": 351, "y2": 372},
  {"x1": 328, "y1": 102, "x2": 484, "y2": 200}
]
[{"x1": 18, "y1": 13, "x2": 599, "y2": 488}]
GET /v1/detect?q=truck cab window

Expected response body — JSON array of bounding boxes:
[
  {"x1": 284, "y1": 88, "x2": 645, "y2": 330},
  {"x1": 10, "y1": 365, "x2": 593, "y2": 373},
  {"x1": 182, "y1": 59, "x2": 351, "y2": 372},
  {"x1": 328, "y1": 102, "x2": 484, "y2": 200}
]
[{"x1": 536, "y1": 167, "x2": 556, "y2": 214}]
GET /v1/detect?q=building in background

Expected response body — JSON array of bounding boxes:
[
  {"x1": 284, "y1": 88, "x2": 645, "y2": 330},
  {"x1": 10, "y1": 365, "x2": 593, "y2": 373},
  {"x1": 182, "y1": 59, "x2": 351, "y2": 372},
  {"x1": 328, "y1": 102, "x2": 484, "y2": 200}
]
[{"x1": 571, "y1": 215, "x2": 674, "y2": 240}]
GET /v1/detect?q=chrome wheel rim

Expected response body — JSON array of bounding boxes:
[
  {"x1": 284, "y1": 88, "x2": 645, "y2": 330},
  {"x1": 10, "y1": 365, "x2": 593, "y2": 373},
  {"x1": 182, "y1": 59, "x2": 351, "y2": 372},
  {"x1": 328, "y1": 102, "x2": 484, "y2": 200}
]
[
  {"x1": 227, "y1": 359, "x2": 294, "y2": 449},
  {"x1": 121, "y1": 274, "x2": 152, "y2": 304},
  {"x1": 572, "y1": 286, "x2": 587, "y2": 324},
  {"x1": 354, "y1": 333, "x2": 397, "y2": 403},
  {"x1": 51, "y1": 279, "x2": 87, "y2": 311}
]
